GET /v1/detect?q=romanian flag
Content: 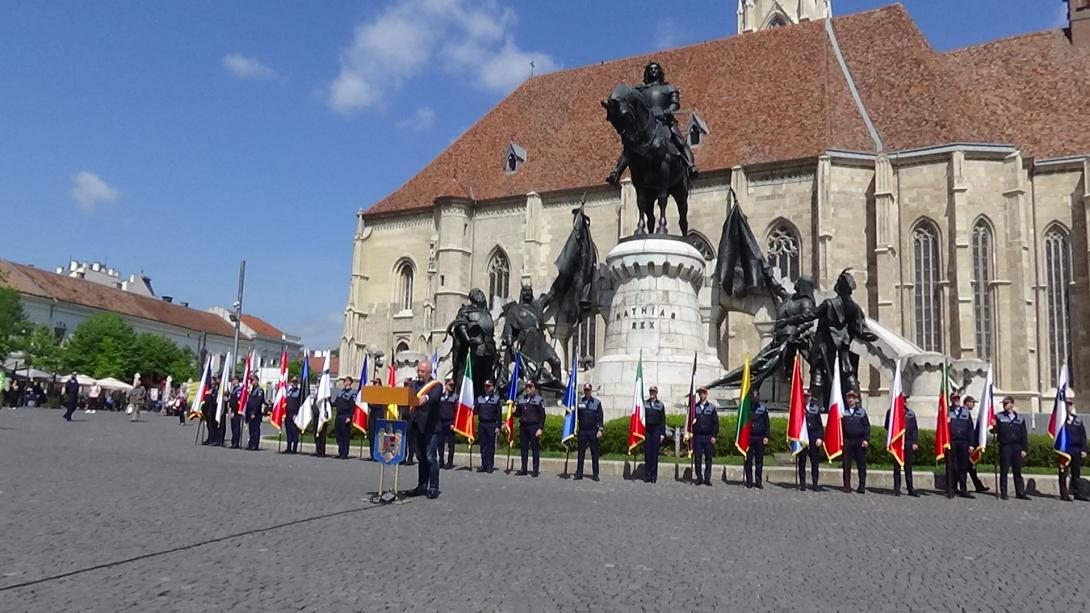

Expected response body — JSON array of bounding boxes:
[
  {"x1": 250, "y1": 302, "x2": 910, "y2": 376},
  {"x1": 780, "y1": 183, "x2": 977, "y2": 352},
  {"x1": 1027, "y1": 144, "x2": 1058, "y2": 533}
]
[
  {"x1": 236, "y1": 351, "x2": 253, "y2": 416},
  {"x1": 970, "y1": 365, "x2": 996, "y2": 464},
  {"x1": 504, "y1": 354, "x2": 522, "y2": 447},
  {"x1": 885, "y1": 359, "x2": 906, "y2": 467},
  {"x1": 683, "y1": 352, "x2": 697, "y2": 455},
  {"x1": 934, "y1": 362, "x2": 951, "y2": 461},
  {"x1": 1048, "y1": 364, "x2": 1071, "y2": 467},
  {"x1": 823, "y1": 359, "x2": 845, "y2": 461},
  {"x1": 733, "y1": 357, "x2": 753, "y2": 455},
  {"x1": 351, "y1": 356, "x2": 370, "y2": 434},
  {"x1": 269, "y1": 350, "x2": 288, "y2": 430},
  {"x1": 627, "y1": 351, "x2": 646, "y2": 453},
  {"x1": 453, "y1": 350, "x2": 476, "y2": 442},
  {"x1": 385, "y1": 364, "x2": 399, "y2": 421},
  {"x1": 786, "y1": 355, "x2": 809, "y2": 456},
  {"x1": 187, "y1": 356, "x2": 212, "y2": 421},
  {"x1": 561, "y1": 351, "x2": 578, "y2": 446}
]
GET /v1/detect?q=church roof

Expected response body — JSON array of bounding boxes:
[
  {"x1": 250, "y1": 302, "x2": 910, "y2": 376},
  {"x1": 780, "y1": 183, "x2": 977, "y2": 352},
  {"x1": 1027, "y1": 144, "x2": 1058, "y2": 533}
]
[{"x1": 365, "y1": 4, "x2": 1090, "y2": 218}]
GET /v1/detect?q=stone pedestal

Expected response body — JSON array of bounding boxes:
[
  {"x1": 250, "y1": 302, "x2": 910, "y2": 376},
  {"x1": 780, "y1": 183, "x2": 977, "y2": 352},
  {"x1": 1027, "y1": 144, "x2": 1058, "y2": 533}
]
[{"x1": 594, "y1": 236, "x2": 722, "y2": 420}]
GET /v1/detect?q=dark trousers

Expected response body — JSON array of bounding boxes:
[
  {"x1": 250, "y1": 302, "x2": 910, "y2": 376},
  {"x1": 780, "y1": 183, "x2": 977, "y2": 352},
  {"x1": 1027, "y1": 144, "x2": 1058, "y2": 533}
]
[
  {"x1": 314, "y1": 426, "x2": 327, "y2": 457},
  {"x1": 968, "y1": 464, "x2": 988, "y2": 491},
  {"x1": 950, "y1": 441, "x2": 972, "y2": 493},
  {"x1": 230, "y1": 414, "x2": 244, "y2": 447},
  {"x1": 334, "y1": 415, "x2": 351, "y2": 457},
  {"x1": 367, "y1": 410, "x2": 379, "y2": 458},
  {"x1": 519, "y1": 424, "x2": 541, "y2": 473},
  {"x1": 644, "y1": 424, "x2": 665, "y2": 481},
  {"x1": 999, "y1": 445, "x2": 1025, "y2": 497},
  {"x1": 692, "y1": 435, "x2": 713, "y2": 483},
  {"x1": 842, "y1": 441, "x2": 867, "y2": 489},
  {"x1": 576, "y1": 431, "x2": 600, "y2": 477},
  {"x1": 744, "y1": 437, "x2": 765, "y2": 485},
  {"x1": 417, "y1": 431, "x2": 441, "y2": 493},
  {"x1": 478, "y1": 421, "x2": 498, "y2": 471},
  {"x1": 285, "y1": 417, "x2": 300, "y2": 452},
  {"x1": 1060, "y1": 452, "x2": 1085, "y2": 499},
  {"x1": 203, "y1": 415, "x2": 219, "y2": 444},
  {"x1": 439, "y1": 419, "x2": 456, "y2": 466},
  {"x1": 64, "y1": 401, "x2": 77, "y2": 420},
  {"x1": 247, "y1": 416, "x2": 261, "y2": 449},
  {"x1": 798, "y1": 443, "x2": 821, "y2": 487},
  {"x1": 893, "y1": 444, "x2": 915, "y2": 492}
]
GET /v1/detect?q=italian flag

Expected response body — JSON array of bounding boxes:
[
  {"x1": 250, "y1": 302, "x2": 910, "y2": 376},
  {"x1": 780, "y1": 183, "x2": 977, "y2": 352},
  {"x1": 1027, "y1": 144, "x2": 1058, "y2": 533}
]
[
  {"x1": 823, "y1": 359, "x2": 845, "y2": 461},
  {"x1": 452, "y1": 350, "x2": 476, "y2": 442},
  {"x1": 885, "y1": 359, "x2": 906, "y2": 467},
  {"x1": 269, "y1": 350, "x2": 289, "y2": 430},
  {"x1": 733, "y1": 357, "x2": 752, "y2": 455},
  {"x1": 934, "y1": 362, "x2": 951, "y2": 461},
  {"x1": 627, "y1": 352, "x2": 646, "y2": 453}
]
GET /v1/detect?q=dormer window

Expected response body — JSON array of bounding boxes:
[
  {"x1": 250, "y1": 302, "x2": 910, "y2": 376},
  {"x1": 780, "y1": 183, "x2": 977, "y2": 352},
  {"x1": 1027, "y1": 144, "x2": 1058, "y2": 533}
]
[
  {"x1": 686, "y1": 111, "x2": 709, "y2": 148},
  {"x1": 504, "y1": 141, "x2": 527, "y2": 174}
]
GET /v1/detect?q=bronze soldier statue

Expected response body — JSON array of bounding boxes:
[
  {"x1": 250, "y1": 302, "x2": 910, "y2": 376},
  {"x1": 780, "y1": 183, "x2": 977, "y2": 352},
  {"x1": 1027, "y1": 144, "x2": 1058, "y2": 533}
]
[
  {"x1": 637, "y1": 61, "x2": 697, "y2": 178},
  {"x1": 500, "y1": 285, "x2": 563, "y2": 387},
  {"x1": 447, "y1": 288, "x2": 497, "y2": 394}
]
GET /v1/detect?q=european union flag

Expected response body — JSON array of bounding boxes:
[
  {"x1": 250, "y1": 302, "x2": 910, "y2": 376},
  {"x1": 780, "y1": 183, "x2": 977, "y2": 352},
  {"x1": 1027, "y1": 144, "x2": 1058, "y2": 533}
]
[{"x1": 561, "y1": 351, "x2": 578, "y2": 446}]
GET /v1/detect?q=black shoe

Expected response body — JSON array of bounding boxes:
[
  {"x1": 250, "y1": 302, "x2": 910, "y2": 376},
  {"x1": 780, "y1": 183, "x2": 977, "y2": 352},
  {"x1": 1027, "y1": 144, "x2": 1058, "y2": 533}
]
[
  {"x1": 531, "y1": 472, "x2": 539, "y2": 478},
  {"x1": 229, "y1": 445, "x2": 240, "y2": 449},
  {"x1": 842, "y1": 487, "x2": 852, "y2": 493},
  {"x1": 650, "y1": 477, "x2": 657, "y2": 483},
  {"x1": 1061, "y1": 495, "x2": 1072, "y2": 502},
  {"x1": 476, "y1": 467, "x2": 487, "y2": 473},
  {"x1": 1074, "y1": 494, "x2": 1090, "y2": 502},
  {"x1": 745, "y1": 482, "x2": 752, "y2": 489},
  {"x1": 404, "y1": 461, "x2": 415, "y2": 466},
  {"x1": 958, "y1": 492, "x2": 974, "y2": 499},
  {"x1": 573, "y1": 475, "x2": 583, "y2": 481},
  {"x1": 894, "y1": 490, "x2": 901, "y2": 497},
  {"x1": 856, "y1": 487, "x2": 866, "y2": 494},
  {"x1": 516, "y1": 470, "x2": 528, "y2": 476},
  {"x1": 798, "y1": 485, "x2": 806, "y2": 492},
  {"x1": 591, "y1": 476, "x2": 600, "y2": 482},
  {"x1": 426, "y1": 490, "x2": 440, "y2": 500},
  {"x1": 1016, "y1": 494, "x2": 1030, "y2": 500},
  {"x1": 487, "y1": 468, "x2": 495, "y2": 474},
  {"x1": 755, "y1": 483, "x2": 763, "y2": 490},
  {"x1": 1000, "y1": 493, "x2": 1009, "y2": 500},
  {"x1": 976, "y1": 486, "x2": 991, "y2": 493},
  {"x1": 703, "y1": 479, "x2": 712, "y2": 487},
  {"x1": 645, "y1": 478, "x2": 654, "y2": 483},
  {"x1": 908, "y1": 490, "x2": 920, "y2": 498}
]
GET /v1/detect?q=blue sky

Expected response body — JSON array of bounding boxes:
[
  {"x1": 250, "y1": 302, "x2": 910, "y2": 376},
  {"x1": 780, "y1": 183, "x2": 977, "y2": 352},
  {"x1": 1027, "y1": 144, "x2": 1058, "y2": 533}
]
[{"x1": 0, "y1": 0, "x2": 1066, "y2": 349}]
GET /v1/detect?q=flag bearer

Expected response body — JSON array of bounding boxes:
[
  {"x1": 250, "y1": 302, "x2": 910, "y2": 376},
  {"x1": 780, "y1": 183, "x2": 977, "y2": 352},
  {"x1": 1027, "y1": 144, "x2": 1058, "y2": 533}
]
[
  {"x1": 515, "y1": 380, "x2": 546, "y2": 477},
  {"x1": 438, "y1": 379, "x2": 457, "y2": 469},
  {"x1": 227, "y1": 376, "x2": 244, "y2": 448},
  {"x1": 798, "y1": 390, "x2": 824, "y2": 491},
  {"x1": 691, "y1": 386, "x2": 719, "y2": 486},
  {"x1": 332, "y1": 377, "x2": 355, "y2": 459},
  {"x1": 475, "y1": 380, "x2": 502, "y2": 473},
  {"x1": 841, "y1": 390, "x2": 870, "y2": 494},
  {"x1": 574, "y1": 383, "x2": 604, "y2": 481},
  {"x1": 245, "y1": 374, "x2": 265, "y2": 450},
  {"x1": 743, "y1": 390, "x2": 770, "y2": 489},
  {"x1": 994, "y1": 396, "x2": 1029, "y2": 500},
  {"x1": 643, "y1": 386, "x2": 666, "y2": 484},
  {"x1": 1060, "y1": 396, "x2": 1088, "y2": 502},
  {"x1": 886, "y1": 401, "x2": 919, "y2": 497},
  {"x1": 284, "y1": 376, "x2": 302, "y2": 454}
]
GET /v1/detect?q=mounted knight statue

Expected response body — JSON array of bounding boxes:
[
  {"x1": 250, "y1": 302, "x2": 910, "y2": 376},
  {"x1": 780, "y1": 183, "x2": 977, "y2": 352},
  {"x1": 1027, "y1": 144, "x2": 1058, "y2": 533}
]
[{"x1": 603, "y1": 61, "x2": 698, "y2": 235}]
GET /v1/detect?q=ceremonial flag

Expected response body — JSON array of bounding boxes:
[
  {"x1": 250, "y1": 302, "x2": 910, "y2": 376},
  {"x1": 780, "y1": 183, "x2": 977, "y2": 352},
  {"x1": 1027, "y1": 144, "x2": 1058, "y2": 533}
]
[
  {"x1": 970, "y1": 365, "x2": 996, "y2": 464},
  {"x1": 504, "y1": 353, "x2": 522, "y2": 447},
  {"x1": 314, "y1": 354, "x2": 332, "y2": 434},
  {"x1": 934, "y1": 361, "x2": 951, "y2": 461},
  {"x1": 561, "y1": 351, "x2": 578, "y2": 445},
  {"x1": 214, "y1": 352, "x2": 232, "y2": 423},
  {"x1": 1049, "y1": 364, "x2": 1072, "y2": 466},
  {"x1": 823, "y1": 360, "x2": 845, "y2": 461},
  {"x1": 453, "y1": 350, "x2": 476, "y2": 442},
  {"x1": 430, "y1": 349, "x2": 439, "y2": 378},
  {"x1": 786, "y1": 355, "x2": 809, "y2": 456},
  {"x1": 293, "y1": 355, "x2": 313, "y2": 432},
  {"x1": 236, "y1": 351, "x2": 253, "y2": 416},
  {"x1": 885, "y1": 359, "x2": 906, "y2": 467},
  {"x1": 269, "y1": 349, "x2": 289, "y2": 430},
  {"x1": 385, "y1": 364, "x2": 399, "y2": 420},
  {"x1": 733, "y1": 357, "x2": 753, "y2": 455},
  {"x1": 627, "y1": 351, "x2": 646, "y2": 453},
  {"x1": 187, "y1": 356, "x2": 212, "y2": 420},
  {"x1": 683, "y1": 352, "x2": 697, "y2": 454},
  {"x1": 351, "y1": 356, "x2": 370, "y2": 434}
]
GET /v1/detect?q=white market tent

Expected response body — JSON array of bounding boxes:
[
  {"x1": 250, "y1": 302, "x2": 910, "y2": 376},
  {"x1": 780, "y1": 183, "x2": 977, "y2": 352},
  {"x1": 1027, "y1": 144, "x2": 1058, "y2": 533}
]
[
  {"x1": 72, "y1": 374, "x2": 97, "y2": 387},
  {"x1": 95, "y1": 377, "x2": 133, "y2": 391}
]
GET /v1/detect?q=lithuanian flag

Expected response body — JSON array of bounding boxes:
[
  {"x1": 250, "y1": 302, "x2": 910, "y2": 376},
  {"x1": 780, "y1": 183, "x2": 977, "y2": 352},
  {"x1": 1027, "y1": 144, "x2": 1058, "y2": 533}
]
[{"x1": 733, "y1": 357, "x2": 752, "y2": 455}]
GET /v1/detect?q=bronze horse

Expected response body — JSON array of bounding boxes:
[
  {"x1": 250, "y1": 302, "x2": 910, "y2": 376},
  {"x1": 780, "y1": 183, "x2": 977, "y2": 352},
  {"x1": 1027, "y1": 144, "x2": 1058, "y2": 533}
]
[{"x1": 603, "y1": 84, "x2": 690, "y2": 236}]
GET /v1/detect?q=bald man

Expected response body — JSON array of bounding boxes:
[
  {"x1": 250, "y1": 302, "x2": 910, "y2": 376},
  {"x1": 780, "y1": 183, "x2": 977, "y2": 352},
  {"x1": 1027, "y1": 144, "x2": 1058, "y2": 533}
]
[{"x1": 408, "y1": 361, "x2": 444, "y2": 499}]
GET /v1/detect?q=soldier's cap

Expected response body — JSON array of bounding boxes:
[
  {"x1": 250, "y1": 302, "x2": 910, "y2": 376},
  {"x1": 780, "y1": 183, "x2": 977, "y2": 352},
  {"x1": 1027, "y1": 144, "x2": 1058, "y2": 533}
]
[
  {"x1": 484, "y1": 379, "x2": 494, "y2": 387},
  {"x1": 697, "y1": 386, "x2": 708, "y2": 393},
  {"x1": 583, "y1": 383, "x2": 593, "y2": 391},
  {"x1": 950, "y1": 391, "x2": 961, "y2": 400},
  {"x1": 846, "y1": 389, "x2": 860, "y2": 399},
  {"x1": 289, "y1": 376, "x2": 299, "y2": 382},
  {"x1": 962, "y1": 395, "x2": 975, "y2": 403},
  {"x1": 649, "y1": 385, "x2": 658, "y2": 393}
]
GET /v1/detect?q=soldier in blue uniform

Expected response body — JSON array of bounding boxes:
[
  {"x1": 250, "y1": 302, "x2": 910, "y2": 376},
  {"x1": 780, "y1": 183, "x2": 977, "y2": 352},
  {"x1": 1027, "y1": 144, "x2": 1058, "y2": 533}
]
[
  {"x1": 283, "y1": 376, "x2": 302, "y2": 454},
  {"x1": 743, "y1": 390, "x2": 770, "y2": 489},
  {"x1": 438, "y1": 379, "x2": 457, "y2": 469},
  {"x1": 948, "y1": 394, "x2": 976, "y2": 498},
  {"x1": 408, "y1": 361, "x2": 444, "y2": 499},
  {"x1": 841, "y1": 390, "x2": 870, "y2": 493},
  {"x1": 330, "y1": 376, "x2": 355, "y2": 458},
  {"x1": 994, "y1": 396, "x2": 1030, "y2": 500},
  {"x1": 515, "y1": 380, "x2": 546, "y2": 477},
  {"x1": 227, "y1": 376, "x2": 244, "y2": 448},
  {"x1": 959, "y1": 395, "x2": 991, "y2": 493},
  {"x1": 886, "y1": 400, "x2": 919, "y2": 497},
  {"x1": 475, "y1": 380, "x2": 502, "y2": 473},
  {"x1": 643, "y1": 385, "x2": 666, "y2": 483},
  {"x1": 797, "y1": 390, "x2": 824, "y2": 491},
  {"x1": 1059, "y1": 396, "x2": 1088, "y2": 501},
  {"x1": 691, "y1": 386, "x2": 718, "y2": 486},
  {"x1": 244, "y1": 374, "x2": 265, "y2": 450},
  {"x1": 574, "y1": 383, "x2": 604, "y2": 481}
]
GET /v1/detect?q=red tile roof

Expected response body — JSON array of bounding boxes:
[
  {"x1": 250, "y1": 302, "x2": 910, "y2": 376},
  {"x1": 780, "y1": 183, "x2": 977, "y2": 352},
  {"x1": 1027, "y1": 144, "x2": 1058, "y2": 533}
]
[
  {"x1": 364, "y1": 4, "x2": 1090, "y2": 219},
  {"x1": 307, "y1": 355, "x2": 340, "y2": 378},
  {"x1": 0, "y1": 259, "x2": 244, "y2": 340},
  {"x1": 241, "y1": 314, "x2": 283, "y2": 339}
]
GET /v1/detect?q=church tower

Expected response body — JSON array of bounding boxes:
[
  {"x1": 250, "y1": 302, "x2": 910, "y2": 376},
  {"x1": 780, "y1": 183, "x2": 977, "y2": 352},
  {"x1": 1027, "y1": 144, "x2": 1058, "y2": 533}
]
[{"x1": 737, "y1": 0, "x2": 831, "y2": 34}]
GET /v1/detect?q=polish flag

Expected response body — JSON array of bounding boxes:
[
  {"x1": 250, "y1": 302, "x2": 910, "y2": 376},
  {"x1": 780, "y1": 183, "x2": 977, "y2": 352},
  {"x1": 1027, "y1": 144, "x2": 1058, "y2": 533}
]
[
  {"x1": 885, "y1": 359, "x2": 906, "y2": 467},
  {"x1": 823, "y1": 360, "x2": 845, "y2": 461}
]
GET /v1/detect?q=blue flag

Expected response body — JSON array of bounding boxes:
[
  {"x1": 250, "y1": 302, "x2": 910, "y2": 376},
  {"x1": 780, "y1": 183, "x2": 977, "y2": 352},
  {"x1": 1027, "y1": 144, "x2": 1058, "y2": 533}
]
[
  {"x1": 430, "y1": 349, "x2": 439, "y2": 376},
  {"x1": 506, "y1": 354, "x2": 522, "y2": 402},
  {"x1": 561, "y1": 351, "x2": 578, "y2": 445}
]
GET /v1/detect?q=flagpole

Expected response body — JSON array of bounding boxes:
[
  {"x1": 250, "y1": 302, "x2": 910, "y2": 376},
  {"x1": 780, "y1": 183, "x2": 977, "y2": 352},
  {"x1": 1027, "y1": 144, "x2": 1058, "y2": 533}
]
[{"x1": 194, "y1": 417, "x2": 203, "y2": 445}]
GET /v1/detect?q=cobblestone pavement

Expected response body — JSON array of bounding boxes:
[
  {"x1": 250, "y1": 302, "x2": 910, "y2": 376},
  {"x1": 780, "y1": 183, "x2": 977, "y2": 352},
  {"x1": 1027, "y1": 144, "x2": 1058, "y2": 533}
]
[{"x1": 1, "y1": 407, "x2": 1087, "y2": 612}]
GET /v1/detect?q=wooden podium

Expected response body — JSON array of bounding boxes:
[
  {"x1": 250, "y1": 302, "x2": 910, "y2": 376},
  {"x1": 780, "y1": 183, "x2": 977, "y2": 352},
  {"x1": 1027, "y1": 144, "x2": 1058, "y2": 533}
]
[{"x1": 359, "y1": 386, "x2": 415, "y2": 408}]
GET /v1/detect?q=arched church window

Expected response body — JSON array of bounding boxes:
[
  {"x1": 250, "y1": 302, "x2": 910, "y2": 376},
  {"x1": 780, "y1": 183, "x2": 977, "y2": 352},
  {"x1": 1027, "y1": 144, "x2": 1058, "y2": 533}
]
[
  {"x1": 912, "y1": 220, "x2": 942, "y2": 352},
  {"x1": 1044, "y1": 225, "x2": 1072, "y2": 382},
  {"x1": 685, "y1": 232, "x2": 715, "y2": 261},
  {"x1": 970, "y1": 219, "x2": 995, "y2": 361},
  {"x1": 488, "y1": 249, "x2": 511, "y2": 308},
  {"x1": 395, "y1": 260, "x2": 414, "y2": 312},
  {"x1": 768, "y1": 14, "x2": 787, "y2": 28},
  {"x1": 766, "y1": 221, "x2": 801, "y2": 282}
]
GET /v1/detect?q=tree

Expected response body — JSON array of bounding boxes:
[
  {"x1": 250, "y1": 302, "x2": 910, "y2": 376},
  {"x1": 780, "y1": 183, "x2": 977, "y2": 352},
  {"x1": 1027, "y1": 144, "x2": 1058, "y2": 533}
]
[
  {"x1": 0, "y1": 275, "x2": 30, "y2": 359},
  {"x1": 62, "y1": 313, "x2": 137, "y2": 378},
  {"x1": 132, "y1": 333, "x2": 196, "y2": 381},
  {"x1": 20, "y1": 324, "x2": 63, "y2": 374}
]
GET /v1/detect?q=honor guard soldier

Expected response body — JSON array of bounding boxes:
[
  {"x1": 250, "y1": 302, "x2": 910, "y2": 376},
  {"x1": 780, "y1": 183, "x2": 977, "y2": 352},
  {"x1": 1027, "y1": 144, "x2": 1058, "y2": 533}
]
[
  {"x1": 798, "y1": 389, "x2": 824, "y2": 491},
  {"x1": 202, "y1": 376, "x2": 221, "y2": 445},
  {"x1": 744, "y1": 390, "x2": 770, "y2": 489},
  {"x1": 691, "y1": 386, "x2": 719, "y2": 486},
  {"x1": 886, "y1": 400, "x2": 919, "y2": 496},
  {"x1": 283, "y1": 376, "x2": 302, "y2": 454},
  {"x1": 643, "y1": 386, "x2": 666, "y2": 483},
  {"x1": 947, "y1": 394, "x2": 976, "y2": 498},
  {"x1": 574, "y1": 383, "x2": 604, "y2": 481},
  {"x1": 995, "y1": 396, "x2": 1030, "y2": 500},
  {"x1": 475, "y1": 380, "x2": 502, "y2": 473},
  {"x1": 841, "y1": 390, "x2": 870, "y2": 493},
  {"x1": 332, "y1": 377, "x2": 355, "y2": 459},
  {"x1": 244, "y1": 374, "x2": 265, "y2": 450},
  {"x1": 515, "y1": 380, "x2": 546, "y2": 477},
  {"x1": 408, "y1": 361, "x2": 444, "y2": 499},
  {"x1": 1059, "y1": 395, "x2": 1088, "y2": 502},
  {"x1": 959, "y1": 395, "x2": 991, "y2": 493},
  {"x1": 227, "y1": 376, "x2": 244, "y2": 449},
  {"x1": 438, "y1": 379, "x2": 457, "y2": 469}
]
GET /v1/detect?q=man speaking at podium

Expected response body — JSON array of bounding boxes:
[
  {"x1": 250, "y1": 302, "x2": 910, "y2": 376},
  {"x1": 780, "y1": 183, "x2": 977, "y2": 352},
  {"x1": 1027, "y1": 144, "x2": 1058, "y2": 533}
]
[{"x1": 408, "y1": 360, "x2": 444, "y2": 500}]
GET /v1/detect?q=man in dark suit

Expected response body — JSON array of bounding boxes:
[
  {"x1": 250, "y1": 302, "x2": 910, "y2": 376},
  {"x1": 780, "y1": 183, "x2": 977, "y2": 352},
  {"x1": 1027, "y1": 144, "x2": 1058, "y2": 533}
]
[{"x1": 408, "y1": 361, "x2": 444, "y2": 499}]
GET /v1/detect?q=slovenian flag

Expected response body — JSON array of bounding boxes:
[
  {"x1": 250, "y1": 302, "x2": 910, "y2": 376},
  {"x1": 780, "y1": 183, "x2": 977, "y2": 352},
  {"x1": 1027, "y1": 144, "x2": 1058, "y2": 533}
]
[
  {"x1": 733, "y1": 357, "x2": 753, "y2": 455},
  {"x1": 786, "y1": 355, "x2": 809, "y2": 456},
  {"x1": 1049, "y1": 364, "x2": 1071, "y2": 466},
  {"x1": 561, "y1": 350, "x2": 578, "y2": 446},
  {"x1": 627, "y1": 351, "x2": 646, "y2": 453},
  {"x1": 885, "y1": 359, "x2": 906, "y2": 467},
  {"x1": 823, "y1": 359, "x2": 845, "y2": 461},
  {"x1": 453, "y1": 350, "x2": 476, "y2": 442},
  {"x1": 971, "y1": 365, "x2": 996, "y2": 464},
  {"x1": 504, "y1": 353, "x2": 522, "y2": 447}
]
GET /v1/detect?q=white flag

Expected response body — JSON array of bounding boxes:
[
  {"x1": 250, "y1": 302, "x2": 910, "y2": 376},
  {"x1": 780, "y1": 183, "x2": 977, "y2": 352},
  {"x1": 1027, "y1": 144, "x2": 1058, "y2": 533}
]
[
  {"x1": 314, "y1": 354, "x2": 333, "y2": 433},
  {"x1": 214, "y1": 352, "x2": 232, "y2": 423}
]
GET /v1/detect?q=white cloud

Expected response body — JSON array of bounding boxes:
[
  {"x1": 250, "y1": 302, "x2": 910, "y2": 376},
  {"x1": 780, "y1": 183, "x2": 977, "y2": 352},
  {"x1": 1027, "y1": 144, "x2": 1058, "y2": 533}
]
[
  {"x1": 70, "y1": 170, "x2": 120, "y2": 213},
  {"x1": 396, "y1": 106, "x2": 436, "y2": 131},
  {"x1": 326, "y1": 0, "x2": 556, "y2": 115},
  {"x1": 222, "y1": 53, "x2": 280, "y2": 80}
]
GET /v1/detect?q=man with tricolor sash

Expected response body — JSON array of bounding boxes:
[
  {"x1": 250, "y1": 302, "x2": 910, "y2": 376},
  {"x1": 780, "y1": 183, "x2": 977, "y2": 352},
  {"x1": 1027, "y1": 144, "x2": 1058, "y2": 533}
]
[{"x1": 408, "y1": 360, "x2": 444, "y2": 499}]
